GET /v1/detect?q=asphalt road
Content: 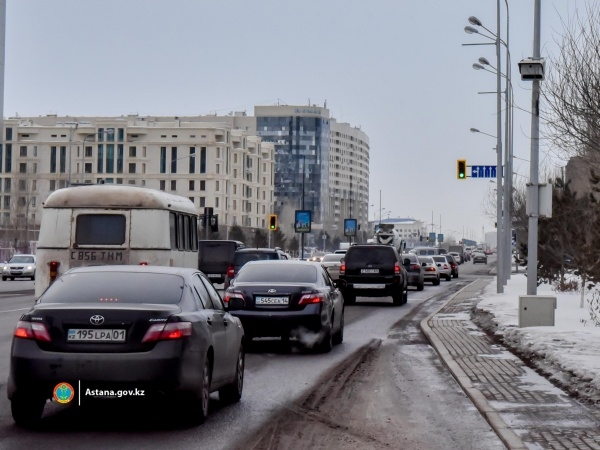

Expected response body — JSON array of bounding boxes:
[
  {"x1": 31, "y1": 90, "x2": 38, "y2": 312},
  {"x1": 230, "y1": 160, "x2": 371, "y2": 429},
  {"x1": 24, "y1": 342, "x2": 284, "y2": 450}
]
[{"x1": 0, "y1": 258, "x2": 500, "y2": 450}]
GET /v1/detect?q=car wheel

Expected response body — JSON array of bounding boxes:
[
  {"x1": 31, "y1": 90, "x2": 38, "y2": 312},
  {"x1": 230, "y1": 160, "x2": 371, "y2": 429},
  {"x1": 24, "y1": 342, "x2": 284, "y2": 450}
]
[
  {"x1": 446, "y1": 274, "x2": 451, "y2": 281},
  {"x1": 392, "y1": 288, "x2": 404, "y2": 306},
  {"x1": 186, "y1": 355, "x2": 212, "y2": 425},
  {"x1": 11, "y1": 393, "x2": 45, "y2": 428},
  {"x1": 1, "y1": 276, "x2": 6, "y2": 281},
  {"x1": 316, "y1": 321, "x2": 333, "y2": 353},
  {"x1": 454, "y1": 272, "x2": 459, "y2": 278},
  {"x1": 417, "y1": 282, "x2": 424, "y2": 291},
  {"x1": 219, "y1": 345, "x2": 244, "y2": 404},
  {"x1": 333, "y1": 309, "x2": 344, "y2": 345},
  {"x1": 434, "y1": 277, "x2": 440, "y2": 286}
]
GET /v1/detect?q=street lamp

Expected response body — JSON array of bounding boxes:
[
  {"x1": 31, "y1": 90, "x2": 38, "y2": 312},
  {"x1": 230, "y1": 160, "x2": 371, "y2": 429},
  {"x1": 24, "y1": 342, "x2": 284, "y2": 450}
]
[
  {"x1": 299, "y1": 155, "x2": 306, "y2": 260},
  {"x1": 470, "y1": 128, "x2": 496, "y2": 139},
  {"x1": 81, "y1": 128, "x2": 114, "y2": 184}
]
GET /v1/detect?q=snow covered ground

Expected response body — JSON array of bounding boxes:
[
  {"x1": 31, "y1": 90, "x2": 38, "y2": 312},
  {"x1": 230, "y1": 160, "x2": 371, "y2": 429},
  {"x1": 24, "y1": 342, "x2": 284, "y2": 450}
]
[{"x1": 472, "y1": 273, "x2": 600, "y2": 405}]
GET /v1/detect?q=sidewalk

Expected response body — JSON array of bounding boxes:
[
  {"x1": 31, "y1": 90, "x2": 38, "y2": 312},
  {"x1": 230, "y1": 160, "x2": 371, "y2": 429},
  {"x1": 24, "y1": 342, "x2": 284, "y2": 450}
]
[{"x1": 421, "y1": 279, "x2": 600, "y2": 450}]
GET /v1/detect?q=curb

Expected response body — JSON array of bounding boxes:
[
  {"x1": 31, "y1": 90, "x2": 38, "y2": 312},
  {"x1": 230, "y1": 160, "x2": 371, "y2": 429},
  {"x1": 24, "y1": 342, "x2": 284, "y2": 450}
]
[{"x1": 419, "y1": 281, "x2": 527, "y2": 450}]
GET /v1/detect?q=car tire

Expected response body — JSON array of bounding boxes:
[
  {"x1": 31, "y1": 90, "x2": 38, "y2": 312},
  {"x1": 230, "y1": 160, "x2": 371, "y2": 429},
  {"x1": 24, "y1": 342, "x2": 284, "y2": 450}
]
[
  {"x1": 316, "y1": 321, "x2": 333, "y2": 353},
  {"x1": 403, "y1": 288, "x2": 408, "y2": 304},
  {"x1": 1, "y1": 276, "x2": 6, "y2": 281},
  {"x1": 186, "y1": 355, "x2": 212, "y2": 425},
  {"x1": 11, "y1": 393, "x2": 45, "y2": 428},
  {"x1": 219, "y1": 345, "x2": 244, "y2": 404},
  {"x1": 333, "y1": 309, "x2": 344, "y2": 345},
  {"x1": 392, "y1": 288, "x2": 404, "y2": 306},
  {"x1": 433, "y1": 277, "x2": 440, "y2": 286},
  {"x1": 453, "y1": 272, "x2": 459, "y2": 278},
  {"x1": 417, "y1": 282, "x2": 424, "y2": 291}
]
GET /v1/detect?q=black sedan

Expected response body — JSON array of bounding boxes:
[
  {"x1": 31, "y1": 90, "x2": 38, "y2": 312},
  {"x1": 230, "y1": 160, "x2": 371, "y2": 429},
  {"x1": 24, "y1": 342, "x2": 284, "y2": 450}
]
[
  {"x1": 7, "y1": 265, "x2": 246, "y2": 428},
  {"x1": 224, "y1": 260, "x2": 344, "y2": 353}
]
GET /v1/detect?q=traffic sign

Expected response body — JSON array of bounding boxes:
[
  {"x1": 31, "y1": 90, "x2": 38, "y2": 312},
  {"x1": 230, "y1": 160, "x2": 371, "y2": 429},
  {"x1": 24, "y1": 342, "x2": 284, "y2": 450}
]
[{"x1": 471, "y1": 165, "x2": 497, "y2": 178}]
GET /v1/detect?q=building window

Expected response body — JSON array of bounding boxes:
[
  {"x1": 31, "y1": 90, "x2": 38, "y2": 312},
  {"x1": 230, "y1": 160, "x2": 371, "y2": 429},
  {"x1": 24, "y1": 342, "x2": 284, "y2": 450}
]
[
  {"x1": 159, "y1": 180, "x2": 166, "y2": 191},
  {"x1": 199, "y1": 197, "x2": 205, "y2": 207},
  {"x1": 189, "y1": 180, "x2": 195, "y2": 191},
  {"x1": 97, "y1": 145, "x2": 104, "y2": 173},
  {"x1": 200, "y1": 180, "x2": 205, "y2": 191},
  {"x1": 50, "y1": 180, "x2": 56, "y2": 191},
  {"x1": 117, "y1": 144, "x2": 123, "y2": 174},
  {"x1": 189, "y1": 147, "x2": 196, "y2": 174},
  {"x1": 106, "y1": 144, "x2": 114, "y2": 173},
  {"x1": 19, "y1": 163, "x2": 27, "y2": 173},
  {"x1": 170, "y1": 180, "x2": 176, "y2": 191},
  {"x1": 160, "y1": 147, "x2": 166, "y2": 174},
  {"x1": 32, "y1": 180, "x2": 36, "y2": 191},
  {"x1": 200, "y1": 147, "x2": 206, "y2": 173},
  {"x1": 50, "y1": 147, "x2": 57, "y2": 173},
  {"x1": 18, "y1": 179, "x2": 26, "y2": 191},
  {"x1": 216, "y1": 164, "x2": 220, "y2": 174},
  {"x1": 85, "y1": 146, "x2": 93, "y2": 157},
  {"x1": 3, "y1": 195, "x2": 10, "y2": 209},
  {"x1": 31, "y1": 197, "x2": 36, "y2": 207},
  {"x1": 117, "y1": 128, "x2": 124, "y2": 141},
  {"x1": 129, "y1": 146, "x2": 136, "y2": 157},
  {"x1": 234, "y1": 154, "x2": 238, "y2": 164},
  {"x1": 6, "y1": 127, "x2": 12, "y2": 141},
  {"x1": 128, "y1": 163, "x2": 136, "y2": 174},
  {"x1": 20, "y1": 146, "x2": 27, "y2": 157},
  {"x1": 216, "y1": 180, "x2": 219, "y2": 192},
  {"x1": 215, "y1": 197, "x2": 219, "y2": 208},
  {"x1": 171, "y1": 147, "x2": 177, "y2": 174}
]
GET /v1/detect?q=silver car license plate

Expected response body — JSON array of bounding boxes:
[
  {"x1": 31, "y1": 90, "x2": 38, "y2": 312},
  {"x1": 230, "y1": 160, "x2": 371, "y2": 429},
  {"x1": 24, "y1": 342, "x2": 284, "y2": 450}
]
[
  {"x1": 361, "y1": 269, "x2": 379, "y2": 273},
  {"x1": 67, "y1": 329, "x2": 126, "y2": 342},
  {"x1": 354, "y1": 284, "x2": 385, "y2": 289},
  {"x1": 255, "y1": 296, "x2": 289, "y2": 305}
]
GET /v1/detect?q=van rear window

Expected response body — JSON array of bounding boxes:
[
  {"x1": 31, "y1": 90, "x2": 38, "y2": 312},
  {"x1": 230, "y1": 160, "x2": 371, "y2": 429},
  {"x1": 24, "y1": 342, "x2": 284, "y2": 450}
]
[{"x1": 76, "y1": 214, "x2": 126, "y2": 245}]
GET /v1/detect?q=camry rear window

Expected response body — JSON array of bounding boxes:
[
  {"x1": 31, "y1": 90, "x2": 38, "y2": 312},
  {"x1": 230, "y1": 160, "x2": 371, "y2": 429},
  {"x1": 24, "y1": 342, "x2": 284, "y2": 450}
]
[
  {"x1": 235, "y1": 252, "x2": 280, "y2": 265},
  {"x1": 39, "y1": 272, "x2": 184, "y2": 304},
  {"x1": 235, "y1": 264, "x2": 317, "y2": 283}
]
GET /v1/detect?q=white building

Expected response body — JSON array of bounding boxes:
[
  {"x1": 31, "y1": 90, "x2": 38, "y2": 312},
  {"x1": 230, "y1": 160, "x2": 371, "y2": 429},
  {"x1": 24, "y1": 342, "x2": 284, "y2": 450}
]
[{"x1": 0, "y1": 115, "x2": 275, "y2": 237}]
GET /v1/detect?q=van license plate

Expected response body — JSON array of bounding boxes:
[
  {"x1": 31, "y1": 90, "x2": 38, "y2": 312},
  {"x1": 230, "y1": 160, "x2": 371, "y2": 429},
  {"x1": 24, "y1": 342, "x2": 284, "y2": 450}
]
[{"x1": 361, "y1": 269, "x2": 379, "y2": 273}]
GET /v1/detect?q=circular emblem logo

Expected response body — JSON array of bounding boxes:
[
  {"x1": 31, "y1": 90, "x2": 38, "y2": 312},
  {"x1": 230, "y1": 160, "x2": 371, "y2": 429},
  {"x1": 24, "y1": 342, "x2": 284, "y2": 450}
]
[
  {"x1": 90, "y1": 315, "x2": 104, "y2": 325},
  {"x1": 267, "y1": 289, "x2": 277, "y2": 293},
  {"x1": 53, "y1": 382, "x2": 75, "y2": 404}
]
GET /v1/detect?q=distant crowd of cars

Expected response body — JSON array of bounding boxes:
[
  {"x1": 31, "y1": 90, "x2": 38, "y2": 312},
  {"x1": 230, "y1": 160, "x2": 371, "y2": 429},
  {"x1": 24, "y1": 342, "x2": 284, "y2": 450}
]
[{"x1": 4, "y1": 241, "x2": 490, "y2": 429}]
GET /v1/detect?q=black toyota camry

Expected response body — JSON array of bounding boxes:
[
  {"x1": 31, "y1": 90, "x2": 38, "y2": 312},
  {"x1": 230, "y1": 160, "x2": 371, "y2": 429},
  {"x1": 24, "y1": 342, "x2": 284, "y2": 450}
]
[{"x1": 8, "y1": 265, "x2": 246, "y2": 428}]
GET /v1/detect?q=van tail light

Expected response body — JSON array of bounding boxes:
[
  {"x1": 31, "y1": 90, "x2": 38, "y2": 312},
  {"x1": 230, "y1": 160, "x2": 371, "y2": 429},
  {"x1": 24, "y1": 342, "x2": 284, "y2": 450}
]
[
  {"x1": 48, "y1": 260, "x2": 60, "y2": 284},
  {"x1": 140, "y1": 262, "x2": 148, "y2": 266},
  {"x1": 340, "y1": 262, "x2": 346, "y2": 275},
  {"x1": 142, "y1": 322, "x2": 192, "y2": 343},
  {"x1": 299, "y1": 291, "x2": 326, "y2": 305},
  {"x1": 14, "y1": 321, "x2": 52, "y2": 342},
  {"x1": 226, "y1": 265, "x2": 235, "y2": 278},
  {"x1": 394, "y1": 262, "x2": 401, "y2": 274},
  {"x1": 223, "y1": 290, "x2": 244, "y2": 306}
]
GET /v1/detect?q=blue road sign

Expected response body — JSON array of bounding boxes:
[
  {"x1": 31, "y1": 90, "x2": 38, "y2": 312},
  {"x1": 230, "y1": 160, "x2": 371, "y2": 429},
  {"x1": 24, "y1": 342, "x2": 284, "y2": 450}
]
[{"x1": 471, "y1": 165, "x2": 497, "y2": 178}]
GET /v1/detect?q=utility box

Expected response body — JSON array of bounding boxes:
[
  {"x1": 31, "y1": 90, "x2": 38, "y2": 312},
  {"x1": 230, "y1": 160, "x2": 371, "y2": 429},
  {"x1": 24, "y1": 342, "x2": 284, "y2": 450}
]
[{"x1": 518, "y1": 295, "x2": 557, "y2": 327}]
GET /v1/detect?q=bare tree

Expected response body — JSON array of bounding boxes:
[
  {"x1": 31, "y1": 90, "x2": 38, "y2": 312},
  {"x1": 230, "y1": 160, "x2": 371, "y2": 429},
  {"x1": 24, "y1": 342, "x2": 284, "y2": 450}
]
[{"x1": 542, "y1": 1, "x2": 600, "y2": 165}]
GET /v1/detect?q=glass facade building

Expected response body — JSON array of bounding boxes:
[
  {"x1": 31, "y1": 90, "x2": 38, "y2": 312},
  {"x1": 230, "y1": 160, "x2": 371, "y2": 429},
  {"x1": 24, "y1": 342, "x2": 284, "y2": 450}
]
[{"x1": 256, "y1": 106, "x2": 330, "y2": 224}]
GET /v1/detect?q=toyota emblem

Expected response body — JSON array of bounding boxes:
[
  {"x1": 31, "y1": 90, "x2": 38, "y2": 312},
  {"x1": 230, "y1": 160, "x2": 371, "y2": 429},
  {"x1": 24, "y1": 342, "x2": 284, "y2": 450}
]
[
  {"x1": 90, "y1": 315, "x2": 105, "y2": 325},
  {"x1": 267, "y1": 289, "x2": 277, "y2": 293}
]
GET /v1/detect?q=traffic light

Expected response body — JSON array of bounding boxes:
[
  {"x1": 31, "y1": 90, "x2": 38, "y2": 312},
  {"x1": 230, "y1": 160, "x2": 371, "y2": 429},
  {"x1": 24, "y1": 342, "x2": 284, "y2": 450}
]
[
  {"x1": 210, "y1": 214, "x2": 219, "y2": 232},
  {"x1": 457, "y1": 159, "x2": 467, "y2": 179},
  {"x1": 268, "y1": 214, "x2": 278, "y2": 231}
]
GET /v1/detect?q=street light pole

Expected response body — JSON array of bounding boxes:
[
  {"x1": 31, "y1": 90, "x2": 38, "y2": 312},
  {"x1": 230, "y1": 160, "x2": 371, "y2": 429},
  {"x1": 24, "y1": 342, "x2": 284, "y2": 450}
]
[{"x1": 300, "y1": 155, "x2": 306, "y2": 260}]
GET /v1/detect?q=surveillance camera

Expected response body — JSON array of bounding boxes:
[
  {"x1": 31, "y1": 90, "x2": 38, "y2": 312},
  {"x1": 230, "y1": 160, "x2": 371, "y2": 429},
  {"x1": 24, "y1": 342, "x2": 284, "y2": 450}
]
[{"x1": 518, "y1": 58, "x2": 545, "y2": 80}]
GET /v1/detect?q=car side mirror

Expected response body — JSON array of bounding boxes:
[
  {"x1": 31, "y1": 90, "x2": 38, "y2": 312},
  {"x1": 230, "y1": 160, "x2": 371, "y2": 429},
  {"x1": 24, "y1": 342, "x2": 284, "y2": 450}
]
[
  {"x1": 436, "y1": 263, "x2": 441, "y2": 267},
  {"x1": 226, "y1": 297, "x2": 245, "y2": 311}
]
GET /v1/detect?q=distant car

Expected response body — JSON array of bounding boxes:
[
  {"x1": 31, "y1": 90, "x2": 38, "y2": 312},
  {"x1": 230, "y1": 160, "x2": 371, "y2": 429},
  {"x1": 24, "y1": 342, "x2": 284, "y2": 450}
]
[
  {"x1": 2, "y1": 254, "x2": 36, "y2": 281},
  {"x1": 224, "y1": 260, "x2": 344, "y2": 352},
  {"x1": 339, "y1": 244, "x2": 408, "y2": 306},
  {"x1": 432, "y1": 255, "x2": 452, "y2": 281},
  {"x1": 225, "y1": 248, "x2": 289, "y2": 288},
  {"x1": 472, "y1": 252, "x2": 488, "y2": 264},
  {"x1": 418, "y1": 256, "x2": 440, "y2": 285},
  {"x1": 448, "y1": 252, "x2": 463, "y2": 265},
  {"x1": 320, "y1": 253, "x2": 345, "y2": 281},
  {"x1": 7, "y1": 265, "x2": 246, "y2": 428},
  {"x1": 402, "y1": 253, "x2": 425, "y2": 291},
  {"x1": 333, "y1": 249, "x2": 347, "y2": 254},
  {"x1": 308, "y1": 252, "x2": 326, "y2": 262},
  {"x1": 444, "y1": 254, "x2": 459, "y2": 278}
]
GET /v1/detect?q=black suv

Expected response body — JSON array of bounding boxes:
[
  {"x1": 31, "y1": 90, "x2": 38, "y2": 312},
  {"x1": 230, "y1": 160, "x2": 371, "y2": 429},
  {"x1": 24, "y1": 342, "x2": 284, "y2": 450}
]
[
  {"x1": 224, "y1": 248, "x2": 288, "y2": 288},
  {"x1": 338, "y1": 244, "x2": 408, "y2": 306}
]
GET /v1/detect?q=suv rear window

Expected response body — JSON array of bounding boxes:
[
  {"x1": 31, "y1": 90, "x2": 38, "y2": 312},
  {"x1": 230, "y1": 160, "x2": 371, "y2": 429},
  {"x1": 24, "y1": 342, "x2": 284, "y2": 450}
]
[
  {"x1": 346, "y1": 247, "x2": 396, "y2": 266},
  {"x1": 235, "y1": 252, "x2": 281, "y2": 266}
]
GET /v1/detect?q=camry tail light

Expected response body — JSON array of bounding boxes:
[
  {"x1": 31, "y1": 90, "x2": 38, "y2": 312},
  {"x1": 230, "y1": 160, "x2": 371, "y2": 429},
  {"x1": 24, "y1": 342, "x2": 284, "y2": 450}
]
[
  {"x1": 14, "y1": 321, "x2": 51, "y2": 342},
  {"x1": 223, "y1": 290, "x2": 245, "y2": 306},
  {"x1": 339, "y1": 262, "x2": 346, "y2": 275},
  {"x1": 226, "y1": 265, "x2": 235, "y2": 278},
  {"x1": 299, "y1": 291, "x2": 326, "y2": 305},
  {"x1": 394, "y1": 262, "x2": 401, "y2": 274},
  {"x1": 142, "y1": 322, "x2": 192, "y2": 343}
]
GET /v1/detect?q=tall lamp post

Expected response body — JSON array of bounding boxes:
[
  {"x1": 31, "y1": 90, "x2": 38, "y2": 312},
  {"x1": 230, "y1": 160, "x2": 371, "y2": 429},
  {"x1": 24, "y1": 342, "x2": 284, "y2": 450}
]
[{"x1": 300, "y1": 155, "x2": 306, "y2": 260}]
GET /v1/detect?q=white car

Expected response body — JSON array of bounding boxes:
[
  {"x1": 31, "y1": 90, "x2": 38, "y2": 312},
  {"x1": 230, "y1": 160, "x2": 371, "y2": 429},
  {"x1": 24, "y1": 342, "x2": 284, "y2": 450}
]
[
  {"x1": 418, "y1": 256, "x2": 440, "y2": 285},
  {"x1": 320, "y1": 253, "x2": 345, "y2": 281},
  {"x1": 2, "y1": 254, "x2": 36, "y2": 281},
  {"x1": 432, "y1": 255, "x2": 452, "y2": 281}
]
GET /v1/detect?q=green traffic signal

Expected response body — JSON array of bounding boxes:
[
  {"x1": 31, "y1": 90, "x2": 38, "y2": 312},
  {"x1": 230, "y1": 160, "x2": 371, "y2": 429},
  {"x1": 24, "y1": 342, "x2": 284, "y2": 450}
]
[{"x1": 457, "y1": 160, "x2": 467, "y2": 179}]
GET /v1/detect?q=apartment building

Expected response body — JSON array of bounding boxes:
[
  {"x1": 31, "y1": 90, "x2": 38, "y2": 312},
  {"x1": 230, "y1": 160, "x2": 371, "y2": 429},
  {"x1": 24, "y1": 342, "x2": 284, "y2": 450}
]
[{"x1": 0, "y1": 115, "x2": 275, "y2": 239}]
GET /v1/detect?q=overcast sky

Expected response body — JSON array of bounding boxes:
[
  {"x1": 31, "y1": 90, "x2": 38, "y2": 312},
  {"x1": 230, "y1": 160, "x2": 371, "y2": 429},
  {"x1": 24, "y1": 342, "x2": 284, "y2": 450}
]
[{"x1": 4, "y1": 0, "x2": 582, "y2": 242}]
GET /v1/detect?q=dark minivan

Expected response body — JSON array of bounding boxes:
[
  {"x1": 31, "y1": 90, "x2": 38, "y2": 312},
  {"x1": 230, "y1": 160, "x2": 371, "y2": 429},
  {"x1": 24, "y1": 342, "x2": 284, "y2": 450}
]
[{"x1": 198, "y1": 240, "x2": 245, "y2": 284}]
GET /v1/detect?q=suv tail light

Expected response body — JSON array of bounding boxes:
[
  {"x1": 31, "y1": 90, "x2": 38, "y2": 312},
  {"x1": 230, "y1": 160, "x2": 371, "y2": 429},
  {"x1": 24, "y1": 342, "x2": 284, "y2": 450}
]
[
  {"x1": 142, "y1": 322, "x2": 192, "y2": 343},
  {"x1": 14, "y1": 321, "x2": 52, "y2": 342},
  {"x1": 226, "y1": 264, "x2": 235, "y2": 278},
  {"x1": 339, "y1": 262, "x2": 346, "y2": 275},
  {"x1": 299, "y1": 291, "x2": 326, "y2": 305},
  {"x1": 394, "y1": 262, "x2": 401, "y2": 274}
]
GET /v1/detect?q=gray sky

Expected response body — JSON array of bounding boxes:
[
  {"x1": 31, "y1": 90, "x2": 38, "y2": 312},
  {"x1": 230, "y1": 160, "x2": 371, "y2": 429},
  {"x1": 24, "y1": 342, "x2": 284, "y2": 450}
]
[{"x1": 5, "y1": 0, "x2": 580, "y2": 242}]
